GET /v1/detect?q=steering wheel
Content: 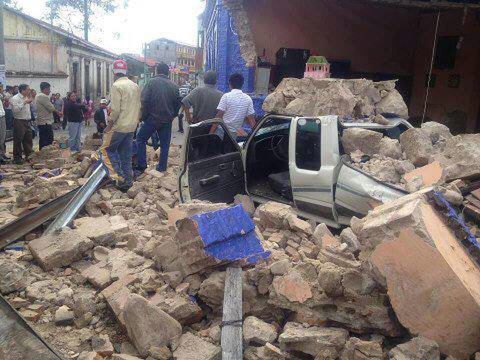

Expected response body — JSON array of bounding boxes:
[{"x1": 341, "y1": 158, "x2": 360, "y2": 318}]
[{"x1": 271, "y1": 135, "x2": 288, "y2": 161}]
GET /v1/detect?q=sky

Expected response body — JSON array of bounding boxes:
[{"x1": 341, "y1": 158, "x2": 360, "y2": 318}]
[{"x1": 14, "y1": 0, "x2": 205, "y2": 55}]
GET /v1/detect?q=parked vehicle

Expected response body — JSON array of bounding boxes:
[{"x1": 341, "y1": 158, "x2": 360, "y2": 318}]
[{"x1": 178, "y1": 115, "x2": 412, "y2": 228}]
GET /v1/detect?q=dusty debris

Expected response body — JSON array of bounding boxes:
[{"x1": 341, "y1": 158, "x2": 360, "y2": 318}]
[
  {"x1": 263, "y1": 77, "x2": 408, "y2": 119},
  {"x1": 172, "y1": 332, "x2": 221, "y2": 360},
  {"x1": 389, "y1": 336, "x2": 440, "y2": 360},
  {"x1": 123, "y1": 293, "x2": 182, "y2": 357}
]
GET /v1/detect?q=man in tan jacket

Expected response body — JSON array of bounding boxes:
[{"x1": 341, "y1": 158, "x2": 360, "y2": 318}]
[
  {"x1": 100, "y1": 59, "x2": 141, "y2": 192},
  {"x1": 36, "y1": 82, "x2": 62, "y2": 149}
]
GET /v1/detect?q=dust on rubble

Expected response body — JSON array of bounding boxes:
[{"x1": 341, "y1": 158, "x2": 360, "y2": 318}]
[{"x1": 1, "y1": 129, "x2": 480, "y2": 360}]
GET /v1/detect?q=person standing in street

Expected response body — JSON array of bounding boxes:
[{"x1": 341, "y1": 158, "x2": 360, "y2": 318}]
[
  {"x1": 0, "y1": 85, "x2": 7, "y2": 164},
  {"x1": 94, "y1": 98, "x2": 109, "y2": 136},
  {"x1": 136, "y1": 62, "x2": 181, "y2": 174},
  {"x1": 36, "y1": 82, "x2": 62, "y2": 149},
  {"x1": 11, "y1": 84, "x2": 33, "y2": 164},
  {"x1": 99, "y1": 59, "x2": 141, "y2": 191},
  {"x1": 182, "y1": 70, "x2": 223, "y2": 124},
  {"x1": 64, "y1": 92, "x2": 85, "y2": 153},
  {"x1": 210, "y1": 73, "x2": 256, "y2": 140},
  {"x1": 53, "y1": 93, "x2": 63, "y2": 128}
]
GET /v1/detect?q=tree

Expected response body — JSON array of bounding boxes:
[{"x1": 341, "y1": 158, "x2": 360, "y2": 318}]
[
  {"x1": 46, "y1": 0, "x2": 121, "y2": 41},
  {"x1": 4, "y1": 0, "x2": 22, "y2": 10}
]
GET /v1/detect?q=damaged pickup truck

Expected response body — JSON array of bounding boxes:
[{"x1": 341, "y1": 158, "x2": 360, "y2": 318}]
[{"x1": 178, "y1": 115, "x2": 412, "y2": 228}]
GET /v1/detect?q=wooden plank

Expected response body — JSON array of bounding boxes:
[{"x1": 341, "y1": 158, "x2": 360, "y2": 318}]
[{"x1": 221, "y1": 267, "x2": 243, "y2": 360}]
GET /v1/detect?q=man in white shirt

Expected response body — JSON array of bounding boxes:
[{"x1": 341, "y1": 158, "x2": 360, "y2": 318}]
[
  {"x1": 211, "y1": 73, "x2": 255, "y2": 140},
  {"x1": 11, "y1": 84, "x2": 33, "y2": 164}
]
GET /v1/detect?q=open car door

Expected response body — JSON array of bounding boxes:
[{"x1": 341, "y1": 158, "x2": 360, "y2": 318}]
[{"x1": 178, "y1": 120, "x2": 246, "y2": 204}]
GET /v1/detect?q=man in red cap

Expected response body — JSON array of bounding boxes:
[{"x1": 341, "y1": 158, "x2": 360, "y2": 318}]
[{"x1": 99, "y1": 59, "x2": 141, "y2": 191}]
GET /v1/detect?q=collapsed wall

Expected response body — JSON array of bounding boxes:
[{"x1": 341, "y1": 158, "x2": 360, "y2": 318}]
[
  {"x1": 263, "y1": 77, "x2": 409, "y2": 119},
  {"x1": 222, "y1": 0, "x2": 257, "y2": 67}
]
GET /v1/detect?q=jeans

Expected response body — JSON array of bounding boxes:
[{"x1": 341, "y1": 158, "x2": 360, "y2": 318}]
[
  {"x1": 38, "y1": 124, "x2": 54, "y2": 150},
  {"x1": 0, "y1": 116, "x2": 5, "y2": 155},
  {"x1": 100, "y1": 131, "x2": 134, "y2": 185},
  {"x1": 68, "y1": 121, "x2": 82, "y2": 152},
  {"x1": 136, "y1": 121, "x2": 172, "y2": 172}
]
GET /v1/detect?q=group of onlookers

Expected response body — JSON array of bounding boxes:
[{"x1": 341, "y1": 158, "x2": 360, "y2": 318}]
[
  {"x1": 0, "y1": 84, "x2": 103, "y2": 164},
  {"x1": 0, "y1": 58, "x2": 257, "y2": 195}
]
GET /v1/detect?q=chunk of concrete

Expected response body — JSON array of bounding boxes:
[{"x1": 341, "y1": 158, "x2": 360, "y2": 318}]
[
  {"x1": 243, "y1": 316, "x2": 278, "y2": 345},
  {"x1": 0, "y1": 259, "x2": 26, "y2": 294},
  {"x1": 28, "y1": 228, "x2": 93, "y2": 271},
  {"x1": 55, "y1": 305, "x2": 74, "y2": 325},
  {"x1": 74, "y1": 216, "x2": 117, "y2": 246},
  {"x1": 172, "y1": 332, "x2": 221, "y2": 360},
  {"x1": 234, "y1": 194, "x2": 255, "y2": 217},
  {"x1": 341, "y1": 128, "x2": 383, "y2": 156},
  {"x1": 421, "y1": 121, "x2": 452, "y2": 143},
  {"x1": 123, "y1": 293, "x2": 182, "y2": 357},
  {"x1": 388, "y1": 336, "x2": 440, "y2": 360},
  {"x1": 278, "y1": 322, "x2": 349, "y2": 357},
  {"x1": 358, "y1": 192, "x2": 480, "y2": 358},
  {"x1": 272, "y1": 270, "x2": 312, "y2": 304},
  {"x1": 92, "y1": 334, "x2": 114, "y2": 357},
  {"x1": 340, "y1": 337, "x2": 383, "y2": 360},
  {"x1": 375, "y1": 89, "x2": 409, "y2": 118},
  {"x1": 379, "y1": 137, "x2": 403, "y2": 159},
  {"x1": 399, "y1": 128, "x2": 433, "y2": 167}
]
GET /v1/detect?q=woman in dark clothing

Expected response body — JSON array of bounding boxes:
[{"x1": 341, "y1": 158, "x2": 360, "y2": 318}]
[{"x1": 64, "y1": 92, "x2": 85, "y2": 152}]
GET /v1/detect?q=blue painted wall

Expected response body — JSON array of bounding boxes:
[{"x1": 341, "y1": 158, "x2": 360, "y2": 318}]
[{"x1": 203, "y1": 0, "x2": 255, "y2": 94}]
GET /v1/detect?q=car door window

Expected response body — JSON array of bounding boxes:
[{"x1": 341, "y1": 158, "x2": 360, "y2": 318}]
[
  {"x1": 296, "y1": 118, "x2": 321, "y2": 171},
  {"x1": 188, "y1": 123, "x2": 238, "y2": 163}
]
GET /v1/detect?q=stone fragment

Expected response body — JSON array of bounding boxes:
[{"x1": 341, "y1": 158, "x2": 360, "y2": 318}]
[
  {"x1": 243, "y1": 316, "x2": 278, "y2": 345},
  {"x1": 100, "y1": 275, "x2": 137, "y2": 327},
  {"x1": 244, "y1": 343, "x2": 286, "y2": 360},
  {"x1": 269, "y1": 259, "x2": 291, "y2": 276},
  {"x1": 75, "y1": 216, "x2": 117, "y2": 246},
  {"x1": 234, "y1": 194, "x2": 255, "y2": 217},
  {"x1": 278, "y1": 322, "x2": 349, "y2": 357},
  {"x1": 285, "y1": 214, "x2": 313, "y2": 235},
  {"x1": 149, "y1": 291, "x2": 203, "y2": 325},
  {"x1": 112, "y1": 355, "x2": 142, "y2": 360},
  {"x1": 81, "y1": 261, "x2": 112, "y2": 289},
  {"x1": 55, "y1": 305, "x2": 74, "y2": 325},
  {"x1": 10, "y1": 297, "x2": 29, "y2": 309},
  {"x1": 376, "y1": 89, "x2": 408, "y2": 118},
  {"x1": 28, "y1": 228, "x2": 93, "y2": 271},
  {"x1": 378, "y1": 137, "x2": 402, "y2": 159},
  {"x1": 77, "y1": 352, "x2": 103, "y2": 360},
  {"x1": 339, "y1": 228, "x2": 360, "y2": 253},
  {"x1": 421, "y1": 121, "x2": 452, "y2": 143},
  {"x1": 256, "y1": 202, "x2": 294, "y2": 229},
  {"x1": 341, "y1": 128, "x2": 383, "y2": 156},
  {"x1": 399, "y1": 128, "x2": 433, "y2": 167},
  {"x1": 92, "y1": 334, "x2": 114, "y2": 357},
  {"x1": 272, "y1": 270, "x2": 312, "y2": 303},
  {"x1": 172, "y1": 332, "x2": 221, "y2": 360},
  {"x1": 19, "y1": 309, "x2": 41, "y2": 322},
  {"x1": 358, "y1": 191, "x2": 480, "y2": 358},
  {"x1": 0, "y1": 259, "x2": 26, "y2": 294},
  {"x1": 123, "y1": 293, "x2": 182, "y2": 357},
  {"x1": 317, "y1": 262, "x2": 343, "y2": 297},
  {"x1": 340, "y1": 337, "x2": 383, "y2": 360},
  {"x1": 432, "y1": 134, "x2": 480, "y2": 181},
  {"x1": 388, "y1": 336, "x2": 440, "y2": 360}
]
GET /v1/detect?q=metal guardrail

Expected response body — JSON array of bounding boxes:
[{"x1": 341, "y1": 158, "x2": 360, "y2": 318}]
[
  {"x1": 0, "y1": 294, "x2": 63, "y2": 360},
  {"x1": 44, "y1": 163, "x2": 107, "y2": 235},
  {"x1": 0, "y1": 188, "x2": 80, "y2": 251}
]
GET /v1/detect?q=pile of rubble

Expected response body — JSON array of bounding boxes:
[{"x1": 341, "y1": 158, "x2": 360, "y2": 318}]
[
  {"x1": 262, "y1": 77, "x2": 409, "y2": 119},
  {"x1": 1, "y1": 133, "x2": 480, "y2": 360}
]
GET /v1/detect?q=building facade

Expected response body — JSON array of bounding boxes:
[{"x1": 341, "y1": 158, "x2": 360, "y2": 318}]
[
  {"x1": 4, "y1": 7, "x2": 116, "y2": 100},
  {"x1": 202, "y1": 0, "x2": 480, "y2": 132},
  {"x1": 146, "y1": 38, "x2": 177, "y2": 66},
  {"x1": 147, "y1": 38, "x2": 198, "y2": 84}
]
